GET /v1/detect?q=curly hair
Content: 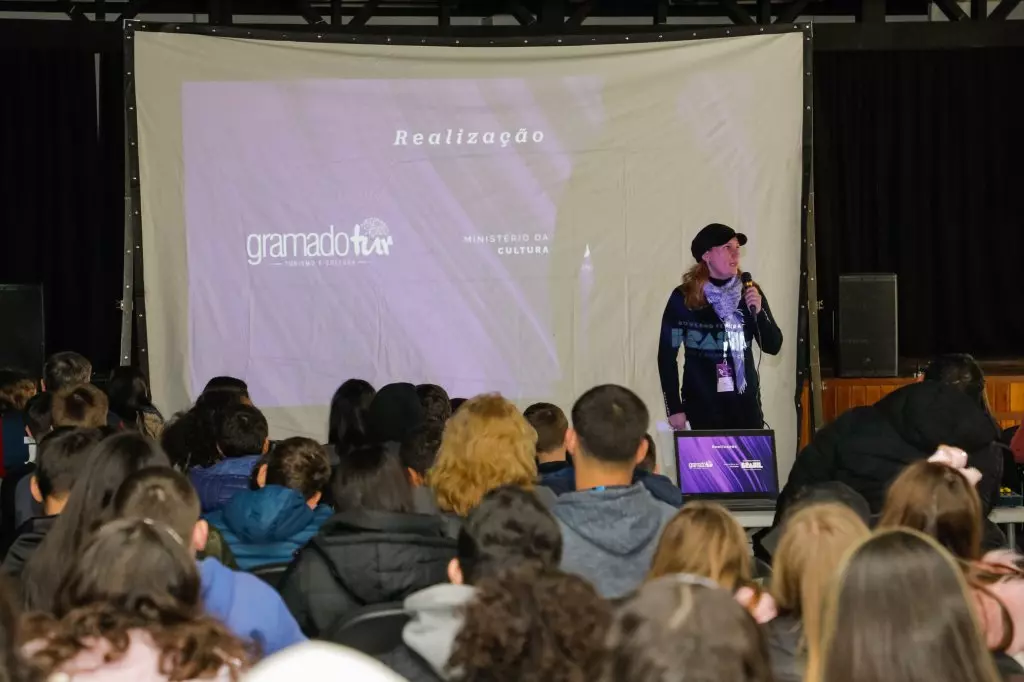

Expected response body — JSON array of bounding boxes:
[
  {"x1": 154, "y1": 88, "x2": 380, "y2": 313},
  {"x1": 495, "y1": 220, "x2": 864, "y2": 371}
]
[
  {"x1": 0, "y1": 371, "x2": 36, "y2": 413},
  {"x1": 427, "y1": 394, "x2": 537, "y2": 516},
  {"x1": 25, "y1": 519, "x2": 249, "y2": 681},
  {"x1": 448, "y1": 566, "x2": 610, "y2": 682}
]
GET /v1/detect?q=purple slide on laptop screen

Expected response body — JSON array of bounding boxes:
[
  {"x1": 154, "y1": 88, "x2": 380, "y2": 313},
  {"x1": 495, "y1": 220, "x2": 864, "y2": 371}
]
[{"x1": 675, "y1": 433, "x2": 777, "y2": 495}]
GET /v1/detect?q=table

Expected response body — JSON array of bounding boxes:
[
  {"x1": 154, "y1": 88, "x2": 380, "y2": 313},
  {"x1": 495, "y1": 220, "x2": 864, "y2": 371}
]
[{"x1": 734, "y1": 506, "x2": 1024, "y2": 548}]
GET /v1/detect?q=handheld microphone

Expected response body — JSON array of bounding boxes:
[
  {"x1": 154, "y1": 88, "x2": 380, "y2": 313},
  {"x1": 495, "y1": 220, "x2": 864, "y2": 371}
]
[{"x1": 741, "y1": 272, "x2": 756, "y2": 314}]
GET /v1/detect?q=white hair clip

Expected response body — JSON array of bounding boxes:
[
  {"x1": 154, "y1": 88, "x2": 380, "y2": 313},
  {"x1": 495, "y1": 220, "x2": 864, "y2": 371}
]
[{"x1": 928, "y1": 445, "x2": 982, "y2": 487}]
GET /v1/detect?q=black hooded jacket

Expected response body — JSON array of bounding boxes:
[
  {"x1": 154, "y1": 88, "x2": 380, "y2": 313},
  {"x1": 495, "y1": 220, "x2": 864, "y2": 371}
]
[
  {"x1": 278, "y1": 509, "x2": 456, "y2": 638},
  {"x1": 777, "y1": 381, "x2": 1003, "y2": 522}
]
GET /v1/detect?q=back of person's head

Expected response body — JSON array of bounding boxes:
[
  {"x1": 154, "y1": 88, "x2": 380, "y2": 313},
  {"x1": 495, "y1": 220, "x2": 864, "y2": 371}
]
[
  {"x1": 523, "y1": 402, "x2": 568, "y2": 457},
  {"x1": 428, "y1": 393, "x2": 537, "y2": 516},
  {"x1": 51, "y1": 384, "x2": 109, "y2": 429},
  {"x1": 600, "y1": 575, "x2": 773, "y2": 682},
  {"x1": 0, "y1": 575, "x2": 39, "y2": 682},
  {"x1": 416, "y1": 384, "x2": 452, "y2": 424},
  {"x1": 449, "y1": 565, "x2": 610, "y2": 682},
  {"x1": 260, "y1": 437, "x2": 331, "y2": 502},
  {"x1": 33, "y1": 427, "x2": 103, "y2": 503},
  {"x1": 327, "y1": 378, "x2": 374, "y2": 448},
  {"x1": 42, "y1": 352, "x2": 92, "y2": 393},
  {"x1": 879, "y1": 459, "x2": 982, "y2": 560},
  {"x1": 366, "y1": 383, "x2": 424, "y2": 444},
  {"x1": 215, "y1": 403, "x2": 268, "y2": 458},
  {"x1": 771, "y1": 503, "x2": 869, "y2": 650},
  {"x1": 332, "y1": 442, "x2": 413, "y2": 514},
  {"x1": 202, "y1": 375, "x2": 249, "y2": 399},
  {"x1": 165, "y1": 391, "x2": 246, "y2": 469},
  {"x1": 27, "y1": 518, "x2": 247, "y2": 680},
  {"x1": 23, "y1": 431, "x2": 170, "y2": 613},
  {"x1": 569, "y1": 384, "x2": 649, "y2": 467},
  {"x1": 924, "y1": 353, "x2": 987, "y2": 409},
  {"x1": 455, "y1": 485, "x2": 562, "y2": 585},
  {"x1": 399, "y1": 420, "x2": 444, "y2": 481},
  {"x1": 449, "y1": 397, "x2": 466, "y2": 414},
  {"x1": 114, "y1": 467, "x2": 202, "y2": 550},
  {"x1": 0, "y1": 370, "x2": 36, "y2": 413},
  {"x1": 23, "y1": 391, "x2": 53, "y2": 441},
  {"x1": 638, "y1": 434, "x2": 658, "y2": 473},
  {"x1": 807, "y1": 528, "x2": 999, "y2": 682},
  {"x1": 648, "y1": 502, "x2": 750, "y2": 590},
  {"x1": 106, "y1": 366, "x2": 163, "y2": 439}
]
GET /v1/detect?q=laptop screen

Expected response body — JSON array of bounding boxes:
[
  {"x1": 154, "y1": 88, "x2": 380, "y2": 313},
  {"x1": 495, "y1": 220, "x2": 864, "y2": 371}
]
[{"x1": 675, "y1": 431, "x2": 778, "y2": 497}]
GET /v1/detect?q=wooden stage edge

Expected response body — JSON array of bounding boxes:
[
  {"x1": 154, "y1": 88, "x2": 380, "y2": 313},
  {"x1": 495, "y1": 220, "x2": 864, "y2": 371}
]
[{"x1": 798, "y1": 375, "x2": 1024, "y2": 450}]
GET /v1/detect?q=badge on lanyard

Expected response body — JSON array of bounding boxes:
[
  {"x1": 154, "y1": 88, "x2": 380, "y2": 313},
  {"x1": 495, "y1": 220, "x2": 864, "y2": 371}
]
[{"x1": 716, "y1": 362, "x2": 735, "y2": 393}]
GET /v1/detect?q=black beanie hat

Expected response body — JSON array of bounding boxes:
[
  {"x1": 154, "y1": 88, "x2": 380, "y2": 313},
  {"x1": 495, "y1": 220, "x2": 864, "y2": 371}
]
[{"x1": 366, "y1": 382, "x2": 425, "y2": 444}]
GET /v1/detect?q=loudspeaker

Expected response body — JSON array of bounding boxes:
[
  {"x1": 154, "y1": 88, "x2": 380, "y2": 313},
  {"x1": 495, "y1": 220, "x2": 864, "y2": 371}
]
[
  {"x1": 0, "y1": 285, "x2": 44, "y2": 375},
  {"x1": 837, "y1": 274, "x2": 898, "y2": 378}
]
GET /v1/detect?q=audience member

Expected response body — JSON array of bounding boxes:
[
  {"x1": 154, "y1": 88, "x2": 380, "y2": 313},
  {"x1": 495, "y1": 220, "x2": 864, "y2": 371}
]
[
  {"x1": 0, "y1": 370, "x2": 36, "y2": 413},
  {"x1": 427, "y1": 393, "x2": 544, "y2": 534},
  {"x1": 0, "y1": 393, "x2": 53, "y2": 550},
  {"x1": 114, "y1": 467, "x2": 305, "y2": 655},
  {"x1": 107, "y1": 366, "x2": 164, "y2": 440},
  {"x1": 647, "y1": 501, "x2": 776, "y2": 622},
  {"x1": 400, "y1": 420, "x2": 445, "y2": 514},
  {"x1": 42, "y1": 351, "x2": 92, "y2": 393},
  {"x1": 806, "y1": 529, "x2": 1001, "y2": 682},
  {"x1": 553, "y1": 384, "x2": 675, "y2": 598},
  {"x1": 23, "y1": 391, "x2": 53, "y2": 443},
  {"x1": 523, "y1": 402, "x2": 569, "y2": 475},
  {"x1": 400, "y1": 485, "x2": 564, "y2": 682},
  {"x1": 205, "y1": 437, "x2": 332, "y2": 570},
  {"x1": 0, "y1": 575, "x2": 38, "y2": 682},
  {"x1": 764, "y1": 503, "x2": 869, "y2": 682},
  {"x1": 189, "y1": 403, "x2": 269, "y2": 513},
  {"x1": 3, "y1": 428, "x2": 103, "y2": 577},
  {"x1": 754, "y1": 481, "x2": 870, "y2": 564},
  {"x1": 22, "y1": 431, "x2": 170, "y2": 612},
  {"x1": 366, "y1": 382, "x2": 425, "y2": 445},
  {"x1": 447, "y1": 565, "x2": 611, "y2": 682},
  {"x1": 161, "y1": 389, "x2": 247, "y2": 472},
  {"x1": 637, "y1": 433, "x2": 658, "y2": 473},
  {"x1": 24, "y1": 518, "x2": 249, "y2": 681},
  {"x1": 202, "y1": 376, "x2": 250, "y2": 400},
  {"x1": 326, "y1": 378, "x2": 375, "y2": 464},
  {"x1": 448, "y1": 398, "x2": 466, "y2": 414},
  {"x1": 278, "y1": 442, "x2": 455, "y2": 638},
  {"x1": 779, "y1": 354, "x2": 1003, "y2": 521},
  {"x1": 599, "y1": 574, "x2": 774, "y2": 682},
  {"x1": 416, "y1": 384, "x2": 452, "y2": 424},
  {"x1": 51, "y1": 384, "x2": 108, "y2": 429}
]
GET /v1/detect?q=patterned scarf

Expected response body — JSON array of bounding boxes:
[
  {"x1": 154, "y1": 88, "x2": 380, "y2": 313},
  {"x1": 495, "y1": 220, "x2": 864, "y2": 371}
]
[{"x1": 703, "y1": 276, "x2": 747, "y2": 394}]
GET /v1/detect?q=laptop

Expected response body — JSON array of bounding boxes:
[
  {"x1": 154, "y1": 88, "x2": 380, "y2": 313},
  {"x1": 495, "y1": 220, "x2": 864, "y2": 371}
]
[{"x1": 674, "y1": 429, "x2": 779, "y2": 512}]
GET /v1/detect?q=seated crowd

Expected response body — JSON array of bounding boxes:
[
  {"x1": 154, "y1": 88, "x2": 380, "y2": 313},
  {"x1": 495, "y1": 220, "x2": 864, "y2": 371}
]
[{"x1": 0, "y1": 351, "x2": 1019, "y2": 681}]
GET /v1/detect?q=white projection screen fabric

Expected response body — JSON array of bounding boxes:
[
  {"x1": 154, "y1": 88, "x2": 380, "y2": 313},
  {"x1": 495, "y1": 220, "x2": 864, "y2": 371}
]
[{"x1": 133, "y1": 30, "x2": 806, "y2": 477}]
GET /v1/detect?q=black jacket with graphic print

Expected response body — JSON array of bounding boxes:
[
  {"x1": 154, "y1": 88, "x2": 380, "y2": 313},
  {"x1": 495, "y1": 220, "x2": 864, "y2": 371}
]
[{"x1": 657, "y1": 283, "x2": 783, "y2": 429}]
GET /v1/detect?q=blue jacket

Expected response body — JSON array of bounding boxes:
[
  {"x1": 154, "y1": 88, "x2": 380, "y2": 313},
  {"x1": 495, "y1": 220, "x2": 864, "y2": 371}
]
[
  {"x1": 539, "y1": 466, "x2": 683, "y2": 507},
  {"x1": 205, "y1": 485, "x2": 332, "y2": 570},
  {"x1": 189, "y1": 455, "x2": 261, "y2": 514},
  {"x1": 199, "y1": 557, "x2": 306, "y2": 655}
]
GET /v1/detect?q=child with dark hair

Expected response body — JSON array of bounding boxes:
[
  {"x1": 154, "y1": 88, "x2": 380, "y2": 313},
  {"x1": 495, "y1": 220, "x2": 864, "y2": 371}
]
[
  {"x1": 326, "y1": 379, "x2": 375, "y2": 464},
  {"x1": 416, "y1": 384, "x2": 452, "y2": 424},
  {"x1": 448, "y1": 566, "x2": 611, "y2": 682},
  {"x1": 189, "y1": 403, "x2": 269, "y2": 513},
  {"x1": 206, "y1": 437, "x2": 332, "y2": 570},
  {"x1": 202, "y1": 376, "x2": 250, "y2": 399},
  {"x1": 107, "y1": 366, "x2": 164, "y2": 440},
  {"x1": 278, "y1": 443, "x2": 455, "y2": 638},
  {"x1": 398, "y1": 485, "x2": 564, "y2": 682},
  {"x1": 21, "y1": 431, "x2": 170, "y2": 613},
  {"x1": 114, "y1": 467, "x2": 306, "y2": 656},
  {"x1": 51, "y1": 384, "x2": 109, "y2": 429},
  {"x1": 3, "y1": 428, "x2": 103, "y2": 577},
  {"x1": 524, "y1": 402, "x2": 569, "y2": 476},
  {"x1": 24, "y1": 518, "x2": 250, "y2": 681}
]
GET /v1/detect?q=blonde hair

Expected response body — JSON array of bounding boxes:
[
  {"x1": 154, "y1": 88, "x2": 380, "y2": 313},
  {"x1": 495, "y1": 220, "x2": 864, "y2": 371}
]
[
  {"x1": 681, "y1": 261, "x2": 711, "y2": 310},
  {"x1": 428, "y1": 393, "x2": 538, "y2": 516},
  {"x1": 807, "y1": 528, "x2": 1000, "y2": 682},
  {"x1": 772, "y1": 504, "x2": 869, "y2": 655},
  {"x1": 648, "y1": 502, "x2": 750, "y2": 590}
]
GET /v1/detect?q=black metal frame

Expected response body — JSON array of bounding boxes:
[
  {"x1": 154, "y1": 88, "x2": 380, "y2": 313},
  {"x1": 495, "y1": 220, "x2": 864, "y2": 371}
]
[{"x1": 123, "y1": 20, "x2": 815, "y2": 441}]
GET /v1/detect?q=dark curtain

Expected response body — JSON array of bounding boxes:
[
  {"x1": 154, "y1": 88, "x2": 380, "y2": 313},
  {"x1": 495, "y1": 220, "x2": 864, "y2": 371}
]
[
  {"x1": 0, "y1": 48, "x2": 124, "y2": 372},
  {"x1": 814, "y1": 48, "x2": 1024, "y2": 362}
]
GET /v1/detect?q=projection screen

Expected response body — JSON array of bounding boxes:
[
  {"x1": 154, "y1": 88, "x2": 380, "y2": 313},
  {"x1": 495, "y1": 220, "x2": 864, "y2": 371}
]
[{"x1": 132, "y1": 28, "x2": 807, "y2": 477}]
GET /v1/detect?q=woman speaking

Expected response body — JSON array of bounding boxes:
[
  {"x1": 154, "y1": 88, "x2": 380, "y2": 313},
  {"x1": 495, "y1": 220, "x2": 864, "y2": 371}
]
[{"x1": 658, "y1": 224, "x2": 783, "y2": 430}]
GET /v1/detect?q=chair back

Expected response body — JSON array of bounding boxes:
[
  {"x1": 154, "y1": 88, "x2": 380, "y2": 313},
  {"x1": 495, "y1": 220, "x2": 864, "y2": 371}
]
[
  {"x1": 326, "y1": 602, "x2": 410, "y2": 655},
  {"x1": 250, "y1": 562, "x2": 291, "y2": 590}
]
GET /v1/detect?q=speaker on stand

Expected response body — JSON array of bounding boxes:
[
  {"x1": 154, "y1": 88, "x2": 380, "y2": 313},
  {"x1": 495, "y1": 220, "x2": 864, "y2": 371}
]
[
  {"x1": 0, "y1": 285, "x2": 45, "y2": 375},
  {"x1": 837, "y1": 274, "x2": 898, "y2": 378}
]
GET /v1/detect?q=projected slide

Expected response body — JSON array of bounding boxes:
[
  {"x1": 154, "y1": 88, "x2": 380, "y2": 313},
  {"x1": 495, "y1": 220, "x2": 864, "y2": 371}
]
[{"x1": 184, "y1": 77, "x2": 626, "y2": 406}]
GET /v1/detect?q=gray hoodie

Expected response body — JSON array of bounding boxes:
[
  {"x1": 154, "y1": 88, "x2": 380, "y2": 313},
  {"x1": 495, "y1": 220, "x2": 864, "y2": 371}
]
[
  {"x1": 553, "y1": 483, "x2": 678, "y2": 598},
  {"x1": 401, "y1": 583, "x2": 476, "y2": 681}
]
